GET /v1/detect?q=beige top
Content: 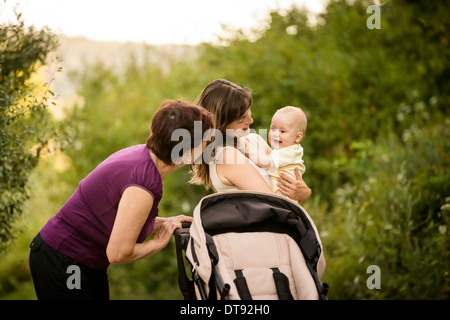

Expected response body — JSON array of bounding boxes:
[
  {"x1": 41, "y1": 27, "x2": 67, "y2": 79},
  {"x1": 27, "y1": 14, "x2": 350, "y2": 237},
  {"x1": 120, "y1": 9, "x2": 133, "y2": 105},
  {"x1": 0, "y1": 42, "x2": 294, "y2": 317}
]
[{"x1": 268, "y1": 144, "x2": 305, "y2": 194}]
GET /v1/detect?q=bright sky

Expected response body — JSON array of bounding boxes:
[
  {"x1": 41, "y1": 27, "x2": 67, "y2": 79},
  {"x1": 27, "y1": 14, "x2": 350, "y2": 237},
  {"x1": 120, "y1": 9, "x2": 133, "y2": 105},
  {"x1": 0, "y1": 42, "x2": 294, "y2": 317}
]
[{"x1": 1, "y1": 0, "x2": 325, "y2": 45}]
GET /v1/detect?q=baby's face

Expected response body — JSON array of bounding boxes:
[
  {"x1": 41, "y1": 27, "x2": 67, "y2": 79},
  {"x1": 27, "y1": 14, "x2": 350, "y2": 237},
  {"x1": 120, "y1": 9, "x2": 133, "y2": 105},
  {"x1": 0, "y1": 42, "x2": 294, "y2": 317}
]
[{"x1": 269, "y1": 111, "x2": 302, "y2": 149}]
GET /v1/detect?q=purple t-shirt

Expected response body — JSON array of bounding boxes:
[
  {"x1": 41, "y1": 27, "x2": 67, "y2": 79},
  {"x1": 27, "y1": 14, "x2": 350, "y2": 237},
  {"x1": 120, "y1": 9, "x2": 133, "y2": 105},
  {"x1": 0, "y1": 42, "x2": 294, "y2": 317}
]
[{"x1": 40, "y1": 144, "x2": 163, "y2": 270}]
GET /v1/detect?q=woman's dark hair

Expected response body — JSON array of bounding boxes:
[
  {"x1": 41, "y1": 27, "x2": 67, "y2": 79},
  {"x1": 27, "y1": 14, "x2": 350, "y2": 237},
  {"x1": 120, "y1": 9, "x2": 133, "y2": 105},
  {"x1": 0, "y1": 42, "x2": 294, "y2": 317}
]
[
  {"x1": 194, "y1": 79, "x2": 252, "y2": 135},
  {"x1": 190, "y1": 79, "x2": 253, "y2": 189},
  {"x1": 146, "y1": 99, "x2": 215, "y2": 165}
]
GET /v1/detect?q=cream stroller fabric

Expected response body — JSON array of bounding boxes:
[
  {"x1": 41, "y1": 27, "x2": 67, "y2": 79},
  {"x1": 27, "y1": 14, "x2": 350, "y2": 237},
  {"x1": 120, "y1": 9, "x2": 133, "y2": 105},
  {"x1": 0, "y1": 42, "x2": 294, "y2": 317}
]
[{"x1": 185, "y1": 191, "x2": 327, "y2": 300}]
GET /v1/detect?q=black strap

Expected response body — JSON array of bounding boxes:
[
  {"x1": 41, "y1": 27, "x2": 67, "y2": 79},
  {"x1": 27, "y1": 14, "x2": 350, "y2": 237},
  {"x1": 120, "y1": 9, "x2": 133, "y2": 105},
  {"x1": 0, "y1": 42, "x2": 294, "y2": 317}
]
[
  {"x1": 207, "y1": 272, "x2": 218, "y2": 300},
  {"x1": 205, "y1": 233, "x2": 219, "y2": 265},
  {"x1": 271, "y1": 268, "x2": 294, "y2": 300},
  {"x1": 233, "y1": 270, "x2": 253, "y2": 300},
  {"x1": 174, "y1": 229, "x2": 196, "y2": 300}
]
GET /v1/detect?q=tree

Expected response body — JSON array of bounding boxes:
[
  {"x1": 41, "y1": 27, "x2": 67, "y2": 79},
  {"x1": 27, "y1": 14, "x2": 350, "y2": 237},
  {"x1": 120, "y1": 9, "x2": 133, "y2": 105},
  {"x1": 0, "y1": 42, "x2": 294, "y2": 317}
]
[{"x1": 0, "y1": 12, "x2": 61, "y2": 249}]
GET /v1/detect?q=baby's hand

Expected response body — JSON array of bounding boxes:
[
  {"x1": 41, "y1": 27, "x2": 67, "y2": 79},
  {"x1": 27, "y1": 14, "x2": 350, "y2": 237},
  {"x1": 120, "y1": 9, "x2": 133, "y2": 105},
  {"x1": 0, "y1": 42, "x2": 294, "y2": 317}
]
[
  {"x1": 240, "y1": 134, "x2": 273, "y2": 168},
  {"x1": 238, "y1": 136, "x2": 251, "y2": 157}
]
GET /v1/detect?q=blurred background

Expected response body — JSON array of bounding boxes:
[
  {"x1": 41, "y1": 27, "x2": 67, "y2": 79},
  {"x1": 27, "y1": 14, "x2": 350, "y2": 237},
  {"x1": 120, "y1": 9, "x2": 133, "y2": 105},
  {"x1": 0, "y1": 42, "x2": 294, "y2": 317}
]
[{"x1": 0, "y1": 0, "x2": 449, "y2": 299}]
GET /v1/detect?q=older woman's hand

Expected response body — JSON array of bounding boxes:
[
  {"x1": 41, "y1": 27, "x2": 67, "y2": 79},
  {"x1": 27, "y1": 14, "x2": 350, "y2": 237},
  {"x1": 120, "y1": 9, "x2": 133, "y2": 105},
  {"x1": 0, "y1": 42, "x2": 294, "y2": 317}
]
[
  {"x1": 155, "y1": 215, "x2": 193, "y2": 230},
  {"x1": 152, "y1": 215, "x2": 193, "y2": 250},
  {"x1": 166, "y1": 215, "x2": 193, "y2": 228},
  {"x1": 277, "y1": 168, "x2": 311, "y2": 204}
]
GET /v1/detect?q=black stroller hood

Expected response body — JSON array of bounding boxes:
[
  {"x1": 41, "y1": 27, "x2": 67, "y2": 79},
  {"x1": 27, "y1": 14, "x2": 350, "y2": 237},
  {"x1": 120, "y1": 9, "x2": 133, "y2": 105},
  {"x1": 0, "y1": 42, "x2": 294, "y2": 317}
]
[
  {"x1": 176, "y1": 191, "x2": 328, "y2": 300},
  {"x1": 199, "y1": 192, "x2": 321, "y2": 265}
]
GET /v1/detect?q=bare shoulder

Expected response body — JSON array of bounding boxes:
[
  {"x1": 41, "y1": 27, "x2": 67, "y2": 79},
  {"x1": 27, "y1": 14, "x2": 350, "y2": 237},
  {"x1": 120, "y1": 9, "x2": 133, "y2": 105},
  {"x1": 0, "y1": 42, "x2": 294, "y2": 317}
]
[{"x1": 216, "y1": 146, "x2": 248, "y2": 165}]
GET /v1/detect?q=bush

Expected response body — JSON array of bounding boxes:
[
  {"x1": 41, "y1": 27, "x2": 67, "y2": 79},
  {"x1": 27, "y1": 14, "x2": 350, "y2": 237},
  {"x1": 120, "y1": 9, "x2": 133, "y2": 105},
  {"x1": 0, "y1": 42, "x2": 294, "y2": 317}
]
[
  {"x1": 316, "y1": 122, "x2": 450, "y2": 299},
  {"x1": 0, "y1": 12, "x2": 63, "y2": 250}
]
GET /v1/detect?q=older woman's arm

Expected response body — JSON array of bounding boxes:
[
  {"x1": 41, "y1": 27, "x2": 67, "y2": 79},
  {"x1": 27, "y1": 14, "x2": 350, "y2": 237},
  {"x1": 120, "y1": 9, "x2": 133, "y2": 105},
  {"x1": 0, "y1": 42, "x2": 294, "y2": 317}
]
[
  {"x1": 107, "y1": 186, "x2": 188, "y2": 264},
  {"x1": 277, "y1": 168, "x2": 311, "y2": 204}
]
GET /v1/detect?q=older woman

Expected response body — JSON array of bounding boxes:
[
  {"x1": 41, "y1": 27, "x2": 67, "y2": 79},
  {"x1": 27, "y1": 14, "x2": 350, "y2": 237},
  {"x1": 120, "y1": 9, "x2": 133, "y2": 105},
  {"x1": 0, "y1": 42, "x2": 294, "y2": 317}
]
[
  {"x1": 29, "y1": 99, "x2": 215, "y2": 300},
  {"x1": 191, "y1": 79, "x2": 311, "y2": 203}
]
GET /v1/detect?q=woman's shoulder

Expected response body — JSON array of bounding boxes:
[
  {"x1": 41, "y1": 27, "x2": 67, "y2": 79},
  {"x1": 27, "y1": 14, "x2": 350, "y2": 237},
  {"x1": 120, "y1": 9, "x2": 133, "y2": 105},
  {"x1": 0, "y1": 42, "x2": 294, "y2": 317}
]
[
  {"x1": 209, "y1": 147, "x2": 241, "y2": 192},
  {"x1": 215, "y1": 145, "x2": 247, "y2": 165},
  {"x1": 214, "y1": 144, "x2": 234, "y2": 159}
]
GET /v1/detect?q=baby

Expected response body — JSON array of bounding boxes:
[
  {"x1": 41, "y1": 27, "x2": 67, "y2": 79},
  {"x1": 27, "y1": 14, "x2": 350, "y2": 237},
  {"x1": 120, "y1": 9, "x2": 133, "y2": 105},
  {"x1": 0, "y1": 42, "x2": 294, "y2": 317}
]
[{"x1": 240, "y1": 106, "x2": 307, "y2": 199}]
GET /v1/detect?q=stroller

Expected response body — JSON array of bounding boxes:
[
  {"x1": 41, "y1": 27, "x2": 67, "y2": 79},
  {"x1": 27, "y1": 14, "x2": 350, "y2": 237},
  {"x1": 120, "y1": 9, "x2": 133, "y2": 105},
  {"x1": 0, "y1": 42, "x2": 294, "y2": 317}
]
[{"x1": 174, "y1": 191, "x2": 328, "y2": 300}]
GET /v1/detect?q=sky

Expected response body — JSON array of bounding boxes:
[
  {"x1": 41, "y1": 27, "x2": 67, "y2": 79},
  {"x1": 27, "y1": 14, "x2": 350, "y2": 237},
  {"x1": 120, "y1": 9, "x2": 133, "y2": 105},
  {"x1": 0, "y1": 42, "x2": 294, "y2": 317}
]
[{"x1": 1, "y1": 0, "x2": 326, "y2": 45}]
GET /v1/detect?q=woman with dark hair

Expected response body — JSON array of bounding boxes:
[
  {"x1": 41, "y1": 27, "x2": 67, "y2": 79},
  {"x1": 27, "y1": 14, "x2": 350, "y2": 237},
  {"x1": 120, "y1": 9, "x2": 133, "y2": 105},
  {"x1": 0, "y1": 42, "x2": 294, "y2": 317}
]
[
  {"x1": 29, "y1": 99, "x2": 215, "y2": 300},
  {"x1": 191, "y1": 79, "x2": 311, "y2": 203}
]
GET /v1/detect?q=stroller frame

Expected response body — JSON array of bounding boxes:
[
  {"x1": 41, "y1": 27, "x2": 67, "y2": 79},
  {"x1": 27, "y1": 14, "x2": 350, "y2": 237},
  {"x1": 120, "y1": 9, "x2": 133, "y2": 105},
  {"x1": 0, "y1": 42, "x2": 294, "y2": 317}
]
[{"x1": 174, "y1": 191, "x2": 328, "y2": 300}]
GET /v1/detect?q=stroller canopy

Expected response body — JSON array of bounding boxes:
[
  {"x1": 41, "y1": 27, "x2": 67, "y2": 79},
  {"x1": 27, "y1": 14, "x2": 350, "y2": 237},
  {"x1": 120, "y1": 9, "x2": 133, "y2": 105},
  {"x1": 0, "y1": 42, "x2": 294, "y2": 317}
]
[{"x1": 183, "y1": 191, "x2": 327, "y2": 300}]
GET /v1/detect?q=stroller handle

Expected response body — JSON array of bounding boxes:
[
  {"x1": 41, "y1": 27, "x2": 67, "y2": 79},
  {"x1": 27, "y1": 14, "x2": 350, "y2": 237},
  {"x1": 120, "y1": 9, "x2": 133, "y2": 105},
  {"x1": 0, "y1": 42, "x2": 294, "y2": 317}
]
[
  {"x1": 173, "y1": 222, "x2": 191, "y2": 246},
  {"x1": 181, "y1": 222, "x2": 192, "y2": 229}
]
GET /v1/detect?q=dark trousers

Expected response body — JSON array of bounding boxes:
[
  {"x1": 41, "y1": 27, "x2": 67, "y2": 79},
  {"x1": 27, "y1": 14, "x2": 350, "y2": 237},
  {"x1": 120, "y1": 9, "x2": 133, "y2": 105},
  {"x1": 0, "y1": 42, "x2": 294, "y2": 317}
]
[{"x1": 29, "y1": 233, "x2": 109, "y2": 300}]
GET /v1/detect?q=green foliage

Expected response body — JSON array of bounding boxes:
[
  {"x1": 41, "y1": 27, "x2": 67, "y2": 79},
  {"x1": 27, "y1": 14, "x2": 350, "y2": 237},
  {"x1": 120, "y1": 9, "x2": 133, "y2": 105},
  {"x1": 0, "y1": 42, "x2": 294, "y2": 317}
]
[
  {"x1": 0, "y1": 12, "x2": 64, "y2": 250},
  {"x1": 319, "y1": 123, "x2": 450, "y2": 299}
]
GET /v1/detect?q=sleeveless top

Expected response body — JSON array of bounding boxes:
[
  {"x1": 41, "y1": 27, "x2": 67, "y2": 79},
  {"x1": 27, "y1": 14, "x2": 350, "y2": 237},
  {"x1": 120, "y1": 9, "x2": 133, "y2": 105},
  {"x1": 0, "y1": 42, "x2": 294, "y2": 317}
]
[
  {"x1": 209, "y1": 145, "x2": 272, "y2": 192},
  {"x1": 40, "y1": 144, "x2": 163, "y2": 270}
]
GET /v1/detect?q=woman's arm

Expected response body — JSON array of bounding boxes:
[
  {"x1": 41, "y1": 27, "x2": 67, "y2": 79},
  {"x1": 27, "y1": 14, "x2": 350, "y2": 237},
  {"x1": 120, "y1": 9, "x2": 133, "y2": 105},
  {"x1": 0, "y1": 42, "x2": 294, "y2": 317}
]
[
  {"x1": 107, "y1": 186, "x2": 187, "y2": 264},
  {"x1": 216, "y1": 147, "x2": 273, "y2": 193}
]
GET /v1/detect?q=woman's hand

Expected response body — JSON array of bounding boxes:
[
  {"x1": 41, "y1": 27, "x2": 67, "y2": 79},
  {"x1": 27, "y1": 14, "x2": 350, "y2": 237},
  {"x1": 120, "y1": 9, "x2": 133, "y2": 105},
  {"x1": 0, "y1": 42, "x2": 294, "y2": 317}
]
[
  {"x1": 277, "y1": 168, "x2": 311, "y2": 204},
  {"x1": 154, "y1": 215, "x2": 193, "y2": 231},
  {"x1": 152, "y1": 219, "x2": 180, "y2": 251},
  {"x1": 169, "y1": 214, "x2": 193, "y2": 226},
  {"x1": 152, "y1": 215, "x2": 193, "y2": 251}
]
